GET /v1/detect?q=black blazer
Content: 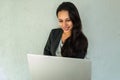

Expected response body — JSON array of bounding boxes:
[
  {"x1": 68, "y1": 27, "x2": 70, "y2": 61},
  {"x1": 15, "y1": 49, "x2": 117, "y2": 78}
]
[
  {"x1": 44, "y1": 28, "x2": 87, "y2": 58},
  {"x1": 44, "y1": 28, "x2": 63, "y2": 56}
]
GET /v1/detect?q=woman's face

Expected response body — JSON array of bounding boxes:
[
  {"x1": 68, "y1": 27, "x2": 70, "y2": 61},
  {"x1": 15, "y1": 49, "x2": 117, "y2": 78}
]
[{"x1": 57, "y1": 10, "x2": 73, "y2": 33}]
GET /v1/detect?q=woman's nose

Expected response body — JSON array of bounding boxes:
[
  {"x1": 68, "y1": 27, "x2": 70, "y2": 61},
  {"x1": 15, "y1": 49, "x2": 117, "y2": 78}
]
[{"x1": 62, "y1": 21, "x2": 67, "y2": 27}]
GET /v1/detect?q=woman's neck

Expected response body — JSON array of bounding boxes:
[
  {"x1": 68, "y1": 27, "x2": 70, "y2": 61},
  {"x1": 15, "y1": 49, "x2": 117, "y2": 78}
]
[{"x1": 62, "y1": 31, "x2": 71, "y2": 43}]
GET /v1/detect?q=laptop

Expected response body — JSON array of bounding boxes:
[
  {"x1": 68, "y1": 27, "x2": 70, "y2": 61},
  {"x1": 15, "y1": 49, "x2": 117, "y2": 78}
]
[{"x1": 27, "y1": 54, "x2": 91, "y2": 80}]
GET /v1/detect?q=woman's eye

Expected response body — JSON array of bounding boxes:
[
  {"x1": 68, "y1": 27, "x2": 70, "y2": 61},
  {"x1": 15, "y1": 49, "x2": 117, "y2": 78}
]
[{"x1": 59, "y1": 20, "x2": 63, "y2": 22}]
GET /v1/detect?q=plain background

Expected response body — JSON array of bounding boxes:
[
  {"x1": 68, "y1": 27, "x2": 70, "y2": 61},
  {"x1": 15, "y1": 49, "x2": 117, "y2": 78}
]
[{"x1": 0, "y1": 0, "x2": 120, "y2": 80}]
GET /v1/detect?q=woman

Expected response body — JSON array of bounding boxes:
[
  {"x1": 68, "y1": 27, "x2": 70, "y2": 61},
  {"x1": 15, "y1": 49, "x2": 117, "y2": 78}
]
[{"x1": 44, "y1": 2, "x2": 88, "y2": 59}]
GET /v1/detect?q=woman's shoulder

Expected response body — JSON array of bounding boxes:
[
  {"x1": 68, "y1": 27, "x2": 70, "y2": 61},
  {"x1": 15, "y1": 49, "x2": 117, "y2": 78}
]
[
  {"x1": 51, "y1": 28, "x2": 62, "y2": 31},
  {"x1": 49, "y1": 28, "x2": 62, "y2": 40},
  {"x1": 51, "y1": 28, "x2": 63, "y2": 34}
]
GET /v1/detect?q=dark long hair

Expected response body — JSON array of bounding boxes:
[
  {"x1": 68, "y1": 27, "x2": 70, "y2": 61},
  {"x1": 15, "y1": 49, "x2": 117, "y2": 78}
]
[{"x1": 56, "y1": 2, "x2": 88, "y2": 58}]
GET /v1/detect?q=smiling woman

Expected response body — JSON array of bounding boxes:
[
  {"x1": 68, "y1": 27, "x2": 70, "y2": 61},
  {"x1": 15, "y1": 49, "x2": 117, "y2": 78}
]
[
  {"x1": 44, "y1": 2, "x2": 88, "y2": 59},
  {"x1": 58, "y1": 10, "x2": 73, "y2": 43}
]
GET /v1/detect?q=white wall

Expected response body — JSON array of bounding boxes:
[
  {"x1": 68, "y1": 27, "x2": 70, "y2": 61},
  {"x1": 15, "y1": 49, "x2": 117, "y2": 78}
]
[{"x1": 0, "y1": 0, "x2": 120, "y2": 80}]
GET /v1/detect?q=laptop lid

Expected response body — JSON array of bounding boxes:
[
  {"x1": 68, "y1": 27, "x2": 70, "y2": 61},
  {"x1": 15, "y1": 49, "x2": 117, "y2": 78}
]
[{"x1": 27, "y1": 54, "x2": 91, "y2": 80}]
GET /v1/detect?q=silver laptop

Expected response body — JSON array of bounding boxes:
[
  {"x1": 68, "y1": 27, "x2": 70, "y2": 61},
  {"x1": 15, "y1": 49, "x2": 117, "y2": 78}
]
[{"x1": 27, "y1": 54, "x2": 91, "y2": 80}]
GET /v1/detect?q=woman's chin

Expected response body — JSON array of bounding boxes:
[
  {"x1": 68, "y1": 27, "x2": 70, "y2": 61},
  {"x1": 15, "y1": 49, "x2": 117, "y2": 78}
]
[{"x1": 63, "y1": 30, "x2": 70, "y2": 33}]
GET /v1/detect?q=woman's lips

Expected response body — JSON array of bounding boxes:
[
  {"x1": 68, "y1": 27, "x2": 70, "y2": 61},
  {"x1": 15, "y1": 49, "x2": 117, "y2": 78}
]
[{"x1": 63, "y1": 26, "x2": 70, "y2": 31}]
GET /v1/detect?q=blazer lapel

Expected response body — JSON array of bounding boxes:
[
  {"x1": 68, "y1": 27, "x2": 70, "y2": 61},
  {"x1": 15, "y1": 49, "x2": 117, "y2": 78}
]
[{"x1": 52, "y1": 29, "x2": 62, "y2": 56}]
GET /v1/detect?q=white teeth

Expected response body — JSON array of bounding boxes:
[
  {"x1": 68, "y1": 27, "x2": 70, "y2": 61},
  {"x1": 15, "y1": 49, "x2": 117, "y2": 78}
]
[{"x1": 64, "y1": 27, "x2": 69, "y2": 31}]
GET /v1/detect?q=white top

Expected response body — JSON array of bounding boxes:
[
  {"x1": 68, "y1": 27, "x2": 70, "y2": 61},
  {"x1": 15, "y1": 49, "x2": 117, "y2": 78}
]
[{"x1": 56, "y1": 40, "x2": 63, "y2": 57}]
